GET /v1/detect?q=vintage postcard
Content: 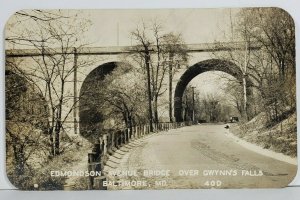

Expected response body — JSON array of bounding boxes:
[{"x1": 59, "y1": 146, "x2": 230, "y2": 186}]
[{"x1": 5, "y1": 8, "x2": 297, "y2": 190}]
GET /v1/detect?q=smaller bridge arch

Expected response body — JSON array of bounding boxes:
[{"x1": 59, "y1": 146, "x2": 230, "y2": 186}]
[
  {"x1": 79, "y1": 61, "x2": 130, "y2": 140},
  {"x1": 174, "y1": 59, "x2": 253, "y2": 122}
]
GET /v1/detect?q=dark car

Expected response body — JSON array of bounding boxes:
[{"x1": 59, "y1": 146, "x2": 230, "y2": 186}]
[{"x1": 229, "y1": 117, "x2": 239, "y2": 123}]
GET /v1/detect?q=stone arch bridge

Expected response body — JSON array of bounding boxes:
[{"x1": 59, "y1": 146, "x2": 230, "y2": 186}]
[{"x1": 6, "y1": 42, "x2": 259, "y2": 137}]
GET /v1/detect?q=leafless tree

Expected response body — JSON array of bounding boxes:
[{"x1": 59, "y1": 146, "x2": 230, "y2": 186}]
[
  {"x1": 6, "y1": 10, "x2": 95, "y2": 156},
  {"x1": 130, "y1": 20, "x2": 188, "y2": 128},
  {"x1": 6, "y1": 70, "x2": 49, "y2": 179},
  {"x1": 130, "y1": 21, "x2": 154, "y2": 131},
  {"x1": 162, "y1": 33, "x2": 188, "y2": 122},
  {"x1": 238, "y1": 8, "x2": 296, "y2": 123},
  {"x1": 212, "y1": 8, "x2": 295, "y2": 123}
]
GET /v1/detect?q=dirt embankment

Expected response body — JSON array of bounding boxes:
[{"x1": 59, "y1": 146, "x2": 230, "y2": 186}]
[{"x1": 230, "y1": 112, "x2": 297, "y2": 157}]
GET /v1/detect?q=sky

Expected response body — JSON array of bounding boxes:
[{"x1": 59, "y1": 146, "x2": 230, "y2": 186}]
[
  {"x1": 188, "y1": 71, "x2": 231, "y2": 98},
  {"x1": 6, "y1": 8, "x2": 239, "y2": 48},
  {"x1": 83, "y1": 8, "x2": 238, "y2": 46}
]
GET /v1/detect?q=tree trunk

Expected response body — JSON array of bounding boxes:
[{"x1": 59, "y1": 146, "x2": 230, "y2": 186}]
[
  {"x1": 154, "y1": 95, "x2": 159, "y2": 124},
  {"x1": 14, "y1": 145, "x2": 25, "y2": 176},
  {"x1": 54, "y1": 120, "x2": 61, "y2": 156},
  {"x1": 49, "y1": 107, "x2": 56, "y2": 156},
  {"x1": 145, "y1": 51, "x2": 154, "y2": 132},
  {"x1": 54, "y1": 106, "x2": 62, "y2": 156},
  {"x1": 49, "y1": 126, "x2": 54, "y2": 157},
  {"x1": 128, "y1": 114, "x2": 133, "y2": 138}
]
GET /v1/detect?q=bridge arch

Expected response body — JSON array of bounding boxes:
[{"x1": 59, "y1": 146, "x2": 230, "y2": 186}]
[
  {"x1": 79, "y1": 61, "x2": 129, "y2": 140},
  {"x1": 174, "y1": 59, "x2": 253, "y2": 122}
]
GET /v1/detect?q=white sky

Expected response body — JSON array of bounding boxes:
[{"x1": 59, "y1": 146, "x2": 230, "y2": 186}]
[
  {"x1": 188, "y1": 71, "x2": 234, "y2": 99},
  {"x1": 82, "y1": 8, "x2": 238, "y2": 46},
  {"x1": 6, "y1": 8, "x2": 239, "y2": 48}
]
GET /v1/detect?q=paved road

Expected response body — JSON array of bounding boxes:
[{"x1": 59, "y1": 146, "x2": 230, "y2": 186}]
[{"x1": 105, "y1": 124, "x2": 297, "y2": 189}]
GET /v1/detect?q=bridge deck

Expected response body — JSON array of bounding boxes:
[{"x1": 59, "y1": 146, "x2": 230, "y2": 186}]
[{"x1": 6, "y1": 42, "x2": 261, "y2": 57}]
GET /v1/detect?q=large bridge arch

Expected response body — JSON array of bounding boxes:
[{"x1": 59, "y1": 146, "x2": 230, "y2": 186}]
[{"x1": 174, "y1": 59, "x2": 253, "y2": 122}]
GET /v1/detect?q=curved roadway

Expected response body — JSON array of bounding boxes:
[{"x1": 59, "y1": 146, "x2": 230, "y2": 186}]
[{"x1": 106, "y1": 124, "x2": 297, "y2": 189}]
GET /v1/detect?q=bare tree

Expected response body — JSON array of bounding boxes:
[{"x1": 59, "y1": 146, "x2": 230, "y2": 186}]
[
  {"x1": 238, "y1": 8, "x2": 296, "y2": 123},
  {"x1": 238, "y1": 8, "x2": 295, "y2": 78},
  {"x1": 162, "y1": 33, "x2": 188, "y2": 122},
  {"x1": 212, "y1": 8, "x2": 295, "y2": 123},
  {"x1": 131, "y1": 20, "x2": 188, "y2": 127},
  {"x1": 130, "y1": 22, "x2": 154, "y2": 131},
  {"x1": 6, "y1": 10, "x2": 94, "y2": 156},
  {"x1": 223, "y1": 78, "x2": 244, "y2": 116},
  {"x1": 6, "y1": 70, "x2": 49, "y2": 179}
]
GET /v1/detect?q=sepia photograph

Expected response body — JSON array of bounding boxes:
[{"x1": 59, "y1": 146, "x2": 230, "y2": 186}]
[{"x1": 5, "y1": 8, "x2": 297, "y2": 190}]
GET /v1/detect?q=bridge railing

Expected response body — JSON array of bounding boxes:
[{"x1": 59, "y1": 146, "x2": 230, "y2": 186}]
[{"x1": 85, "y1": 121, "x2": 194, "y2": 190}]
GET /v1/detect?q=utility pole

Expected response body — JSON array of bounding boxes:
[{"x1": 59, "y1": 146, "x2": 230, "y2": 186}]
[
  {"x1": 243, "y1": 39, "x2": 248, "y2": 121},
  {"x1": 73, "y1": 47, "x2": 78, "y2": 134},
  {"x1": 117, "y1": 22, "x2": 119, "y2": 46},
  {"x1": 184, "y1": 94, "x2": 188, "y2": 121},
  {"x1": 168, "y1": 53, "x2": 174, "y2": 123},
  {"x1": 229, "y1": 8, "x2": 234, "y2": 41}
]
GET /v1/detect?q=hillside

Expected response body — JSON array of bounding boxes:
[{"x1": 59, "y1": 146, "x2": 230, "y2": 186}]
[{"x1": 230, "y1": 112, "x2": 297, "y2": 157}]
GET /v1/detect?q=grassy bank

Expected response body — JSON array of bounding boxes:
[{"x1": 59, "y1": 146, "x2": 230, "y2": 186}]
[
  {"x1": 230, "y1": 112, "x2": 297, "y2": 157},
  {"x1": 7, "y1": 137, "x2": 92, "y2": 190}
]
